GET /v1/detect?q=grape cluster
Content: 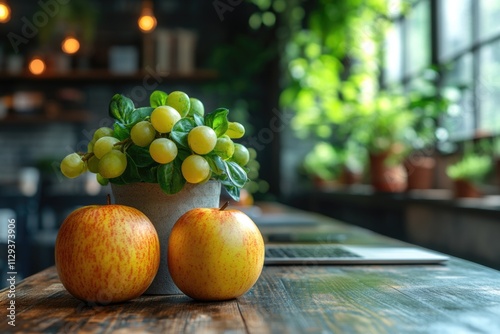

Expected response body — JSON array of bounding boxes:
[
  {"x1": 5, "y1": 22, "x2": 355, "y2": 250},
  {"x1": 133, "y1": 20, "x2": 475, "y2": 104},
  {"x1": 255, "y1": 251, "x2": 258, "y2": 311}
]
[{"x1": 60, "y1": 90, "x2": 250, "y2": 199}]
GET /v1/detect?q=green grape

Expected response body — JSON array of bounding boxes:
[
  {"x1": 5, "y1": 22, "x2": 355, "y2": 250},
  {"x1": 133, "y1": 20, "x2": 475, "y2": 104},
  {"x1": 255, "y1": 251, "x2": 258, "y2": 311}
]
[
  {"x1": 188, "y1": 125, "x2": 217, "y2": 155},
  {"x1": 149, "y1": 138, "x2": 178, "y2": 164},
  {"x1": 181, "y1": 154, "x2": 210, "y2": 184},
  {"x1": 94, "y1": 136, "x2": 120, "y2": 159},
  {"x1": 87, "y1": 139, "x2": 95, "y2": 153},
  {"x1": 213, "y1": 135, "x2": 235, "y2": 160},
  {"x1": 60, "y1": 153, "x2": 86, "y2": 178},
  {"x1": 150, "y1": 106, "x2": 181, "y2": 133},
  {"x1": 87, "y1": 155, "x2": 100, "y2": 173},
  {"x1": 131, "y1": 121, "x2": 156, "y2": 147},
  {"x1": 188, "y1": 97, "x2": 204, "y2": 117},
  {"x1": 96, "y1": 173, "x2": 109, "y2": 186},
  {"x1": 98, "y1": 150, "x2": 127, "y2": 179},
  {"x1": 166, "y1": 91, "x2": 190, "y2": 117},
  {"x1": 232, "y1": 143, "x2": 250, "y2": 166},
  {"x1": 248, "y1": 147, "x2": 257, "y2": 160},
  {"x1": 225, "y1": 122, "x2": 245, "y2": 139},
  {"x1": 92, "y1": 127, "x2": 114, "y2": 141}
]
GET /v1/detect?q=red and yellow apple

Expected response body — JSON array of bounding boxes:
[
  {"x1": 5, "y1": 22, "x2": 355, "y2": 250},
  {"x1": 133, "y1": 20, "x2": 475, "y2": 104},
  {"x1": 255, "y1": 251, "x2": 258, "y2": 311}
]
[
  {"x1": 55, "y1": 201, "x2": 160, "y2": 304},
  {"x1": 168, "y1": 203, "x2": 265, "y2": 301}
]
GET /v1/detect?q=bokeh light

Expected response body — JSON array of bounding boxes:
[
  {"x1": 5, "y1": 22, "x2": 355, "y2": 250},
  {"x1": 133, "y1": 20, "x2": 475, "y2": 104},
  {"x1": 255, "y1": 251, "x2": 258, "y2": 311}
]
[
  {"x1": 61, "y1": 36, "x2": 80, "y2": 54},
  {"x1": 29, "y1": 58, "x2": 46, "y2": 75},
  {"x1": 138, "y1": 12, "x2": 156, "y2": 32},
  {"x1": 0, "y1": 2, "x2": 11, "y2": 23}
]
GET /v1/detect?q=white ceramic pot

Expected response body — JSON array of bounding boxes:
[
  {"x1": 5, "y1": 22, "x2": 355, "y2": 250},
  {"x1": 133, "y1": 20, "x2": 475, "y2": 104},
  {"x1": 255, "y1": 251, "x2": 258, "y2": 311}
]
[{"x1": 111, "y1": 181, "x2": 221, "y2": 294}]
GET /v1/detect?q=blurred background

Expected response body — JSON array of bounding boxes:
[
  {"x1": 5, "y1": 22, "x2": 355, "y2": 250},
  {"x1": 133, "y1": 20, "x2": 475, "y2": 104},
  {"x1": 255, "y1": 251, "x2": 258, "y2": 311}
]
[{"x1": 1, "y1": 0, "x2": 500, "y2": 287}]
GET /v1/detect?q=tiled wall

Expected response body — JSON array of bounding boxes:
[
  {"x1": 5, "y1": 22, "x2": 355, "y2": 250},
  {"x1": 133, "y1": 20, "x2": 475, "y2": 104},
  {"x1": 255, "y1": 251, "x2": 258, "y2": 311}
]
[{"x1": 0, "y1": 123, "x2": 78, "y2": 185}]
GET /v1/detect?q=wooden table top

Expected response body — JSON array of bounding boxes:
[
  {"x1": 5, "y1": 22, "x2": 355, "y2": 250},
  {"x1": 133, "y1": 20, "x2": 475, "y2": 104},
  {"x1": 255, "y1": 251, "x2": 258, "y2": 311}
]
[{"x1": 2, "y1": 203, "x2": 500, "y2": 333}]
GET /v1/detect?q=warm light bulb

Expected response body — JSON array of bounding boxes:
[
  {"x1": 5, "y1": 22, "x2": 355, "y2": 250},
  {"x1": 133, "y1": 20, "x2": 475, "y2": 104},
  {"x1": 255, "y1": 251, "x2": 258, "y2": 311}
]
[
  {"x1": 29, "y1": 58, "x2": 46, "y2": 75},
  {"x1": 61, "y1": 36, "x2": 80, "y2": 54},
  {"x1": 138, "y1": 1, "x2": 156, "y2": 33},
  {"x1": 138, "y1": 13, "x2": 157, "y2": 32},
  {"x1": 0, "y1": 2, "x2": 11, "y2": 23}
]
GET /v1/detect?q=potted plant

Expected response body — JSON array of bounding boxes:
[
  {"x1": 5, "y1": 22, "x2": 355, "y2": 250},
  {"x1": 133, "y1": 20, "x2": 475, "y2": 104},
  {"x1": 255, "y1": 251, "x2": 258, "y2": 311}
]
[
  {"x1": 59, "y1": 90, "x2": 250, "y2": 294},
  {"x1": 493, "y1": 137, "x2": 500, "y2": 187},
  {"x1": 302, "y1": 140, "x2": 365, "y2": 189},
  {"x1": 446, "y1": 142, "x2": 492, "y2": 198},
  {"x1": 276, "y1": 1, "x2": 398, "y2": 195},
  {"x1": 350, "y1": 91, "x2": 415, "y2": 192},
  {"x1": 403, "y1": 69, "x2": 461, "y2": 190}
]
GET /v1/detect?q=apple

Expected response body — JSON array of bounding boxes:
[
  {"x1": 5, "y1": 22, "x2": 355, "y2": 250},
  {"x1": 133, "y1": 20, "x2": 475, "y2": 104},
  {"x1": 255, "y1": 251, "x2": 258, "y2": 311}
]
[
  {"x1": 168, "y1": 202, "x2": 265, "y2": 301},
  {"x1": 55, "y1": 198, "x2": 160, "y2": 304}
]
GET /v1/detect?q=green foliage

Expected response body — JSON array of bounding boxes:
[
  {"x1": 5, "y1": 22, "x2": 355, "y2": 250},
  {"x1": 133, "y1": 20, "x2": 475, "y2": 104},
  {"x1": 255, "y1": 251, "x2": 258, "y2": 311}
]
[
  {"x1": 104, "y1": 93, "x2": 248, "y2": 200},
  {"x1": 204, "y1": 108, "x2": 230, "y2": 137},
  {"x1": 404, "y1": 68, "x2": 461, "y2": 150},
  {"x1": 350, "y1": 91, "x2": 416, "y2": 156},
  {"x1": 278, "y1": 1, "x2": 460, "y2": 179},
  {"x1": 280, "y1": 0, "x2": 394, "y2": 140},
  {"x1": 303, "y1": 140, "x2": 366, "y2": 181},
  {"x1": 446, "y1": 141, "x2": 492, "y2": 182},
  {"x1": 446, "y1": 155, "x2": 492, "y2": 182},
  {"x1": 38, "y1": 0, "x2": 98, "y2": 46},
  {"x1": 150, "y1": 91, "x2": 168, "y2": 108},
  {"x1": 303, "y1": 142, "x2": 345, "y2": 181}
]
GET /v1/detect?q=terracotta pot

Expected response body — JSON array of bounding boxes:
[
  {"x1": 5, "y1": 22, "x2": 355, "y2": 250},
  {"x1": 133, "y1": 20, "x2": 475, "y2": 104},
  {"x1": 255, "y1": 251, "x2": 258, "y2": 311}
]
[
  {"x1": 369, "y1": 152, "x2": 407, "y2": 193},
  {"x1": 404, "y1": 156, "x2": 436, "y2": 190},
  {"x1": 111, "y1": 181, "x2": 221, "y2": 295},
  {"x1": 453, "y1": 179, "x2": 482, "y2": 198}
]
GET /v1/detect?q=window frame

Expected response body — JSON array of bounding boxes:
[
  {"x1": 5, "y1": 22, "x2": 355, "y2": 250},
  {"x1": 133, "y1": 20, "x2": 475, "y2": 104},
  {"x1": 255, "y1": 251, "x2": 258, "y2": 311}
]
[{"x1": 387, "y1": 0, "x2": 500, "y2": 140}]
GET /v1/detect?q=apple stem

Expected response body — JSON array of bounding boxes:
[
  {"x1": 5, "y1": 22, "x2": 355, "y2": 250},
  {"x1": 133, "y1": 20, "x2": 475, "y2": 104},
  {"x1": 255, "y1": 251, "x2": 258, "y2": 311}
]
[
  {"x1": 107, "y1": 194, "x2": 111, "y2": 205},
  {"x1": 220, "y1": 201, "x2": 229, "y2": 211}
]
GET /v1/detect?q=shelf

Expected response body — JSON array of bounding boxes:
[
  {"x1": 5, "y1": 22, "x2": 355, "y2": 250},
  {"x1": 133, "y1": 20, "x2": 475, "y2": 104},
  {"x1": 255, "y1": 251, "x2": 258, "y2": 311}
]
[
  {"x1": 0, "y1": 69, "x2": 218, "y2": 84},
  {"x1": 310, "y1": 186, "x2": 500, "y2": 215}
]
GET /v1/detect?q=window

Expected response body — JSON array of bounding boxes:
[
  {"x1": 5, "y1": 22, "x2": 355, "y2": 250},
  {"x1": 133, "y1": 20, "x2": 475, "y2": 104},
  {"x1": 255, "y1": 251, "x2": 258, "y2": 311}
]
[
  {"x1": 384, "y1": 22, "x2": 403, "y2": 84},
  {"x1": 387, "y1": 0, "x2": 500, "y2": 139},
  {"x1": 442, "y1": 54, "x2": 474, "y2": 140},
  {"x1": 479, "y1": 0, "x2": 500, "y2": 42},
  {"x1": 438, "y1": 0, "x2": 472, "y2": 62},
  {"x1": 479, "y1": 42, "x2": 500, "y2": 133},
  {"x1": 383, "y1": 0, "x2": 431, "y2": 84},
  {"x1": 404, "y1": 0, "x2": 431, "y2": 77}
]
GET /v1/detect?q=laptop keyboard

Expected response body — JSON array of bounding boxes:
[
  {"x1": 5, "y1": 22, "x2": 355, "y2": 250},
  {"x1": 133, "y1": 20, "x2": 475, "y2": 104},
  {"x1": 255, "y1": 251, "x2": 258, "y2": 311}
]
[{"x1": 265, "y1": 245, "x2": 361, "y2": 259}]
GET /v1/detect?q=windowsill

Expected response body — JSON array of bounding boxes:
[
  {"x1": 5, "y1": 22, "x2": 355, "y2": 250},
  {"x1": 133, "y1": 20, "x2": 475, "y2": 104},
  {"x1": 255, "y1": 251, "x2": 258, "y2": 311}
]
[{"x1": 313, "y1": 184, "x2": 500, "y2": 215}]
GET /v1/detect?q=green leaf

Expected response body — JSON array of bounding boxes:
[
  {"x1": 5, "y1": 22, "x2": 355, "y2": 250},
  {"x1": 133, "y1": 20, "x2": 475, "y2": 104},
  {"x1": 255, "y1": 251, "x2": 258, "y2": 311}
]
[
  {"x1": 121, "y1": 153, "x2": 142, "y2": 183},
  {"x1": 223, "y1": 160, "x2": 248, "y2": 188},
  {"x1": 125, "y1": 107, "x2": 153, "y2": 126},
  {"x1": 170, "y1": 118, "x2": 195, "y2": 149},
  {"x1": 204, "y1": 108, "x2": 229, "y2": 137},
  {"x1": 205, "y1": 154, "x2": 225, "y2": 175},
  {"x1": 138, "y1": 165, "x2": 158, "y2": 183},
  {"x1": 157, "y1": 161, "x2": 186, "y2": 194},
  {"x1": 109, "y1": 176, "x2": 127, "y2": 185},
  {"x1": 109, "y1": 94, "x2": 134, "y2": 122},
  {"x1": 193, "y1": 113, "x2": 204, "y2": 126},
  {"x1": 177, "y1": 147, "x2": 192, "y2": 161},
  {"x1": 126, "y1": 145, "x2": 155, "y2": 168},
  {"x1": 113, "y1": 122, "x2": 130, "y2": 140},
  {"x1": 223, "y1": 184, "x2": 241, "y2": 201},
  {"x1": 150, "y1": 90, "x2": 168, "y2": 108}
]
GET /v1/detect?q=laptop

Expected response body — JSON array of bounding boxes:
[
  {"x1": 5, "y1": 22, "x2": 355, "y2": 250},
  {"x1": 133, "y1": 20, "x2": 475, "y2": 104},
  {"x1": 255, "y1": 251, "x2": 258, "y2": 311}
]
[
  {"x1": 264, "y1": 244, "x2": 449, "y2": 265},
  {"x1": 253, "y1": 212, "x2": 319, "y2": 227}
]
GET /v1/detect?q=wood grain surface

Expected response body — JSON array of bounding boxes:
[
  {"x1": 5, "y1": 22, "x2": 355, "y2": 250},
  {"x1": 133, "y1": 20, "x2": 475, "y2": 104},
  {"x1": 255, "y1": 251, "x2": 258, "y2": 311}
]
[{"x1": 2, "y1": 205, "x2": 500, "y2": 333}]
